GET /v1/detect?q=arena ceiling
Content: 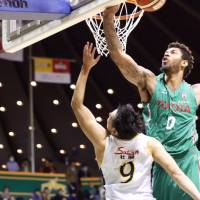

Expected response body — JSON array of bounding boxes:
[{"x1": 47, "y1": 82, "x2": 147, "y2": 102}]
[{"x1": 0, "y1": 0, "x2": 200, "y2": 174}]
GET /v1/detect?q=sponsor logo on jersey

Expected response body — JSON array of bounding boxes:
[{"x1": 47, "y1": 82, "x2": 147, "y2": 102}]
[
  {"x1": 157, "y1": 100, "x2": 191, "y2": 113},
  {"x1": 114, "y1": 147, "x2": 139, "y2": 159}
]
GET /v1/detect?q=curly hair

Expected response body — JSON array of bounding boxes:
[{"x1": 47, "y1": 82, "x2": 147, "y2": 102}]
[
  {"x1": 112, "y1": 104, "x2": 144, "y2": 140},
  {"x1": 168, "y1": 42, "x2": 194, "y2": 79}
]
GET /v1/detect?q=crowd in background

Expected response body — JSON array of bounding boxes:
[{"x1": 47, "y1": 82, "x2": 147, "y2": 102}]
[
  {"x1": 1, "y1": 156, "x2": 105, "y2": 200},
  {"x1": 0, "y1": 184, "x2": 104, "y2": 200},
  {"x1": 5, "y1": 156, "x2": 55, "y2": 173}
]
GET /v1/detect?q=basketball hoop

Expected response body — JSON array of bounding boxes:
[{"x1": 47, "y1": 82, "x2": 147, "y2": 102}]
[
  {"x1": 86, "y1": 1, "x2": 144, "y2": 56},
  {"x1": 86, "y1": 0, "x2": 166, "y2": 56}
]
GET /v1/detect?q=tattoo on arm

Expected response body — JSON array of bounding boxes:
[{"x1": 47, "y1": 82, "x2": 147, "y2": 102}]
[{"x1": 103, "y1": 16, "x2": 122, "y2": 52}]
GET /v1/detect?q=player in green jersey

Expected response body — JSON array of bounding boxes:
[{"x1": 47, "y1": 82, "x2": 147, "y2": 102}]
[{"x1": 103, "y1": 5, "x2": 200, "y2": 200}]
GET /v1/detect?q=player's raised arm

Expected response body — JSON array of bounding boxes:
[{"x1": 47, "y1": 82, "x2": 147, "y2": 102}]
[
  {"x1": 148, "y1": 138, "x2": 200, "y2": 200},
  {"x1": 103, "y1": 5, "x2": 156, "y2": 92},
  {"x1": 71, "y1": 42, "x2": 106, "y2": 150}
]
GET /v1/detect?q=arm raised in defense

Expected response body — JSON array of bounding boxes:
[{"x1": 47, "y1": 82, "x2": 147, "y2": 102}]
[
  {"x1": 103, "y1": 5, "x2": 156, "y2": 95},
  {"x1": 148, "y1": 138, "x2": 200, "y2": 200},
  {"x1": 71, "y1": 42, "x2": 106, "y2": 156}
]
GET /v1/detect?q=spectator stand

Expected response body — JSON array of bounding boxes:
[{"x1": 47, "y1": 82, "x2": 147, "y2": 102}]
[{"x1": 0, "y1": 171, "x2": 66, "y2": 199}]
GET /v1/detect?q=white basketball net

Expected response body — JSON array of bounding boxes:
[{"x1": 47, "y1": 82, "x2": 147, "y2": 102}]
[{"x1": 86, "y1": 3, "x2": 144, "y2": 56}]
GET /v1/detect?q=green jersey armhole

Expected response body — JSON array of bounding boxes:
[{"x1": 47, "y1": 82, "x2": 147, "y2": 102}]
[
  {"x1": 190, "y1": 85, "x2": 198, "y2": 109},
  {"x1": 143, "y1": 74, "x2": 161, "y2": 106}
]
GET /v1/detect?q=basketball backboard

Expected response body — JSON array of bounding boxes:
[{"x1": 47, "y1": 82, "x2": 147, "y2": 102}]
[
  {"x1": 0, "y1": 0, "x2": 71, "y2": 20},
  {"x1": 2, "y1": 0, "x2": 124, "y2": 53}
]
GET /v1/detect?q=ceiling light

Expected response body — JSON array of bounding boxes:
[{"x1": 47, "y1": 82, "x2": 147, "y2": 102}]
[
  {"x1": 51, "y1": 128, "x2": 57, "y2": 134},
  {"x1": 53, "y1": 99, "x2": 60, "y2": 105},
  {"x1": 0, "y1": 144, "x2": 4, "y2": 149},
  {"x1": 36, "y1": 144, "x2": 43, "y2": 149},
  {"x1": 75, "y1": 162, "x2": 81, "y2": 167},
  {"x1": 17, "y1": 149, "x2": 23, "y2": 154},
  {"x1": 8, "y1": 131, "x2": 15, "y2": 137},
  {"x1": 96, "y1": 104, "x2": 102, "y2": 109},
  {"x1": 72, "y1": 122, "x2": 78, "y2": 128},
  {"x1": 28, "y1": 126, "x2": 33, "y2": 130},
  {"x1": 137, "y1": 103, "x2": 143, "y2": 109},
  {"x1": 107, "y1": 89, "x2": 114, "y2": 95},
  {"x1": 2, "y1": 164, "x2": 6, "y2": 169},
  {"x1": 31, "y1": 81, "x2": 37, "y2": 87},
  {"x1": 70, "y1": 84, "x2": 76, "y2": 90},
  {"x1": 80, "y1": 144, "x2": 86, "y2": 149},
  {"x1": 16, "y1": 100, "x2": 23, "y2": 106},
  {"x1": 0, "y1": 82, "x2": 3, "y2": 87},
  {"x1": 41, "y1": 158, "x2": 46, "y2": 162},
  {"x1": 96, "y1": 117, "x2": 103, "y2": 122},
  {"x1": 0, "y1": 106, "x2": 6, "y2": 112},
  {"x1": 59, "y1": 149, "x2": 66, "y2": 154}
]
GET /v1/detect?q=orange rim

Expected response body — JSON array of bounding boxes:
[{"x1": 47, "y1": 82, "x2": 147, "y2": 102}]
[
  {"x1": 143, "y1": 0, "x2": 166, "y2": 12},
  {"x1": 93, "y1": 10, "x2": 143, "y2": 20},
  {"x1": 93, "y1": 0, "x2": 142, "y2": 21},
  {"x1": 126, "y1": 0, "x2": 137, "y2": 4}
]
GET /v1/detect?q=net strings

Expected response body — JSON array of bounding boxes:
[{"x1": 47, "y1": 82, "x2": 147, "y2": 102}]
[{"x1": 86, "y1": 3, "x2": 144, "y2": 56}]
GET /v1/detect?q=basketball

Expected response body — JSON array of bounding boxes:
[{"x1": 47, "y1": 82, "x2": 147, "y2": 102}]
[{"x1": 134, "y1": 0, "x2": 167, "y2": 12}]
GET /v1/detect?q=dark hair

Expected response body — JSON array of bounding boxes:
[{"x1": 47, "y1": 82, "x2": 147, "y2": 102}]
[
  {"x1": 168, "y1": 42, "x2": 194, "y2": 78},
  {"x1": 112, "y1": 104, "x2": 144, "y2": 140}
]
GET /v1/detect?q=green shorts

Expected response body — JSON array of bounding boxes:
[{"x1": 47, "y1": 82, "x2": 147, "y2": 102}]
[{"x1": 153, "y1": 146, "x2": 200, "y2": 200}]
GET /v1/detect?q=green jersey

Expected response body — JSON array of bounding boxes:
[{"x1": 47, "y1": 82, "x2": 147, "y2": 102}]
[{"x1": 142, "y1": 73, "x2": 198, "y2": 156}]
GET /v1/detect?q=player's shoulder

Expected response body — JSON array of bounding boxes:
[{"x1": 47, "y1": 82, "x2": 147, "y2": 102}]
[
  {"x1": 183, "y1": 80, "x2": 200, "y2": 90},
  {"x1": 139, "y1": 135, "x2": 160, "y2": 156},
  {"x1": 191, "y1": 83, "x2": 200, "y2": 90},
  {"x1": 146, "y1": 136, "x2": 163, "y2": 152},
  {"x1": 157, "y1": 73, "x2": 164, "y2": 78},
  {"x1": 185, "y1": 82, "x2": 200, "y2": 96},
  {"x1": 191, "y1": 84, "x2": 200, "y2": 105},
  {"x1": 134, "y1": 133, "x2": 149, "y2": 140},
  {"x1": 148, "y1": 136, "x2": 160, "y2": 144},
  {"x1": 136, "y1": 134, "x2": 158, "y2": 148},
  {"x1": 154, "y1": 73, "x2": 164, "y2": 84}
]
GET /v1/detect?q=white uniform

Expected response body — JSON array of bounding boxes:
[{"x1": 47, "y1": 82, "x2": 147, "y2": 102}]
[{"x1": 100, "y1": 133, "x2": 156, "y2": 200}]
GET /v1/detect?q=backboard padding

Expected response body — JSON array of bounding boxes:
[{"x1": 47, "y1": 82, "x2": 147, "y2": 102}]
[{"x1": 2, "y1": 0, "x2": 124, "y2": 53}]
